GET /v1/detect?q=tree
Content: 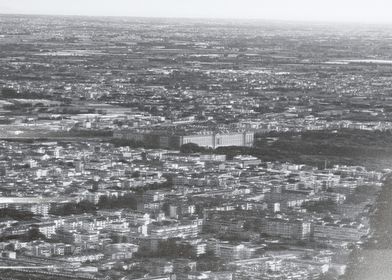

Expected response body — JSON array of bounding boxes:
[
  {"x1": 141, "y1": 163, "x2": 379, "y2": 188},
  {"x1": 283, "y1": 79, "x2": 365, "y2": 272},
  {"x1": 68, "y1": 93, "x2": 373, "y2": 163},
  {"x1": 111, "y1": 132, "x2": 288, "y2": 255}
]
[
  {"x1": 180, "y1": 143, "x2": 206, "y2": 154},
  {"x1": 50, "y1": 200, "x2": 96, "y2": 216},
  {"x1": 98, "y1": 194, "x2": 137, "y2": 210},
  {"x1": 302, "y1": 199, "x2": 337, "y2": 214},
  {"x1": 23, "y1": 226, "x2": 46, "y2": 242},
  {"x1": 157, "y1": 239, "x2": 195, "y2": 258},
  {"x1": 0, "y1": 209, "x2": 36, "y2": 221}
]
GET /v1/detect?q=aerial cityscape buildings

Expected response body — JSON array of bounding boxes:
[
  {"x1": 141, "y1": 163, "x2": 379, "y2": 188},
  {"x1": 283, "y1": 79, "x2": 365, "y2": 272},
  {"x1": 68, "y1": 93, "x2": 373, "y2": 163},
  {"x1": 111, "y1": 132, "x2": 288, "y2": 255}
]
[{"x1": 0, "y1": 13, "x2": 391, "y2": 280}]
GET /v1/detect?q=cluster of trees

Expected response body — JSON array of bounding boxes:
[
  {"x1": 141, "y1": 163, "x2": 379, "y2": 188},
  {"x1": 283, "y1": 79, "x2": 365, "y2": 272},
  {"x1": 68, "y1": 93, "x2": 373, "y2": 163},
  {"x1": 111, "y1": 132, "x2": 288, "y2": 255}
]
[
  {"x1": 98, "y1": 194, "x2": 137, "y2": 210},
  {"x1": 1, "y1": 87, "x2": 47, "y2": 99},
  {"x1": 0, "y1": 226, "x2": 46, "y2": 242},
  {"x1": 137, "y1": 238, "x2": 195, "y2": 259},
  {"x1": 67, "y1": 129, "x2": 113, "y2": 138},
  {"x1": 0, "y1": 209, "x2": 36, "y2": 221},
  {"x1": 180, "y1": 143, "x2": 256, "y2": 160},
  {"x1": 50, "y1": 200, "x2": 97, "y2": 216},
  {"x1": 180, "y1": 143, "x2": 211, "y2": 154},
  {"x1": 179, "y1": 129, "x2": 392, "y2": 168},
  {"x1": 179, "y1": 142, "x2": 306, "y2": 162},
  {"x1": 50, "y1": 179, "x2": 175, "y2": 216},
  {"x1": 302, "y1": 199, "x2": 337, "y2": 214},
  {"x1": 110, "y1": 138, "x2": 155, "y2": 149},
  {"x1": 156, "y1": 239, "x2": 194, "y2": 258},
  {"x1": 50, "y1": 194, "x2": 139, "y2": 216}
]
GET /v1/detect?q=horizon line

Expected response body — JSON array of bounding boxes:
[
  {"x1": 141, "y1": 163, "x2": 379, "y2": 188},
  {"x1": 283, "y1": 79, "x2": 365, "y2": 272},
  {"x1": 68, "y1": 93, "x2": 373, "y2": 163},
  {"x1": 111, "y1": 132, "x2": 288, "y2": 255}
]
[{"x1": 2, "y1": 11, "x2": 392, "y2": 26}]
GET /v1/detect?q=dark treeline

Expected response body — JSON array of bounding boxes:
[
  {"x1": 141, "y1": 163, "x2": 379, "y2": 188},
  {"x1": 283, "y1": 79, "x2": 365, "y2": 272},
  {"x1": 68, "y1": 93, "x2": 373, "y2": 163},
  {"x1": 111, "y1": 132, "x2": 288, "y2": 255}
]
[
  {"x1": 1, "y1": 87, "x2": 48, "y2": 100},
  {"x1": 302, "y1": 199, "x2": 338, "y2": 214},
  {"x1": 137, "y1": 238, "x2": 195, "y2": 259},
  {"x1": 179, "y1": 129, "x2": 392, "y2": 169},
  {"x1": 0, "y1": 226, "x2": 46, "y2": 243},
  {"x1": 0, "y1": 208, "x2": 37, "y2": 221},
  {"x1": 50, "y1": 194, "x2": 138, "y2": 216}
]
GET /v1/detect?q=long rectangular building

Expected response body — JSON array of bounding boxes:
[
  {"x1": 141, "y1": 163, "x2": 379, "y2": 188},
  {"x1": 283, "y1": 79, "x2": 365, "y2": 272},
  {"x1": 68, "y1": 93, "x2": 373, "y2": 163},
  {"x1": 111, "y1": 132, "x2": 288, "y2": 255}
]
[
  {"x1": 178, "y1": 131, "x2": 254, "y2": 148},
  {"x1": 114, "y1": 130, "x2": 254, "y2": 149}
]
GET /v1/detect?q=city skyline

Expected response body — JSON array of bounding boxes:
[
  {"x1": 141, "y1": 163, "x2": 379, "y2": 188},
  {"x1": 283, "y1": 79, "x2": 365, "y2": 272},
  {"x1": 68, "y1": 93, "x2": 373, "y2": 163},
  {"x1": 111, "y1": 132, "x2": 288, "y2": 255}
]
[{"x1": 1, "y1": 0, "x2": 392, "y2": 24}]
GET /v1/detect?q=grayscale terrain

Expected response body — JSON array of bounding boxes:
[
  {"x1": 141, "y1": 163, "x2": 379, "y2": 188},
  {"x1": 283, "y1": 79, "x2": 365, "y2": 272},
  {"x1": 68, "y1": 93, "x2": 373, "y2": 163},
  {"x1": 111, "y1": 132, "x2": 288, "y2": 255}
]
[{"x1": 0, "y1": 14, "x2": 392, "y2": 280}]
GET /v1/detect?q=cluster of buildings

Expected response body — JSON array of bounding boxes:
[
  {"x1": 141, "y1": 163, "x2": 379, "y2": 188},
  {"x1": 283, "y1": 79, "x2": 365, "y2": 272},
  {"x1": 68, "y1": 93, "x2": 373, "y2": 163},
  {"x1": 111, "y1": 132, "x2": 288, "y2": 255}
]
[
  {"x1": 0, "y1": 14, "x2": 390, "y2": 280},
  {"x1": 2, "y1": 16, "x2": 392, "y2": 142},
  {"x1": 0, "y1": 136, "x2": 384, "y2": 279}
]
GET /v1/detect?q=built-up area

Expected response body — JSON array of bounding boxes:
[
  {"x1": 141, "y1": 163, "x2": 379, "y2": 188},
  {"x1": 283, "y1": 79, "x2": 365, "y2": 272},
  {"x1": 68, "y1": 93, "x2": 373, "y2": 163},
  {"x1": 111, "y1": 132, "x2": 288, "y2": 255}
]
[
  {"x1": 0, "y1": 135, "x2": 384, "y2": 280},
  {"x1": 0, "y1": 15, "x2": 392, "y2": 280}
]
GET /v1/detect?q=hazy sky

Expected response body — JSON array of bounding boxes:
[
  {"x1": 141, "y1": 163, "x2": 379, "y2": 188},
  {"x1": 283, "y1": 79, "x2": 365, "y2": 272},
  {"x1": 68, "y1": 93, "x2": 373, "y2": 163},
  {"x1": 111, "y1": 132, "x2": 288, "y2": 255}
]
[{"x1": 1, "y1": 0, "x2": 392, "y2": 23}]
